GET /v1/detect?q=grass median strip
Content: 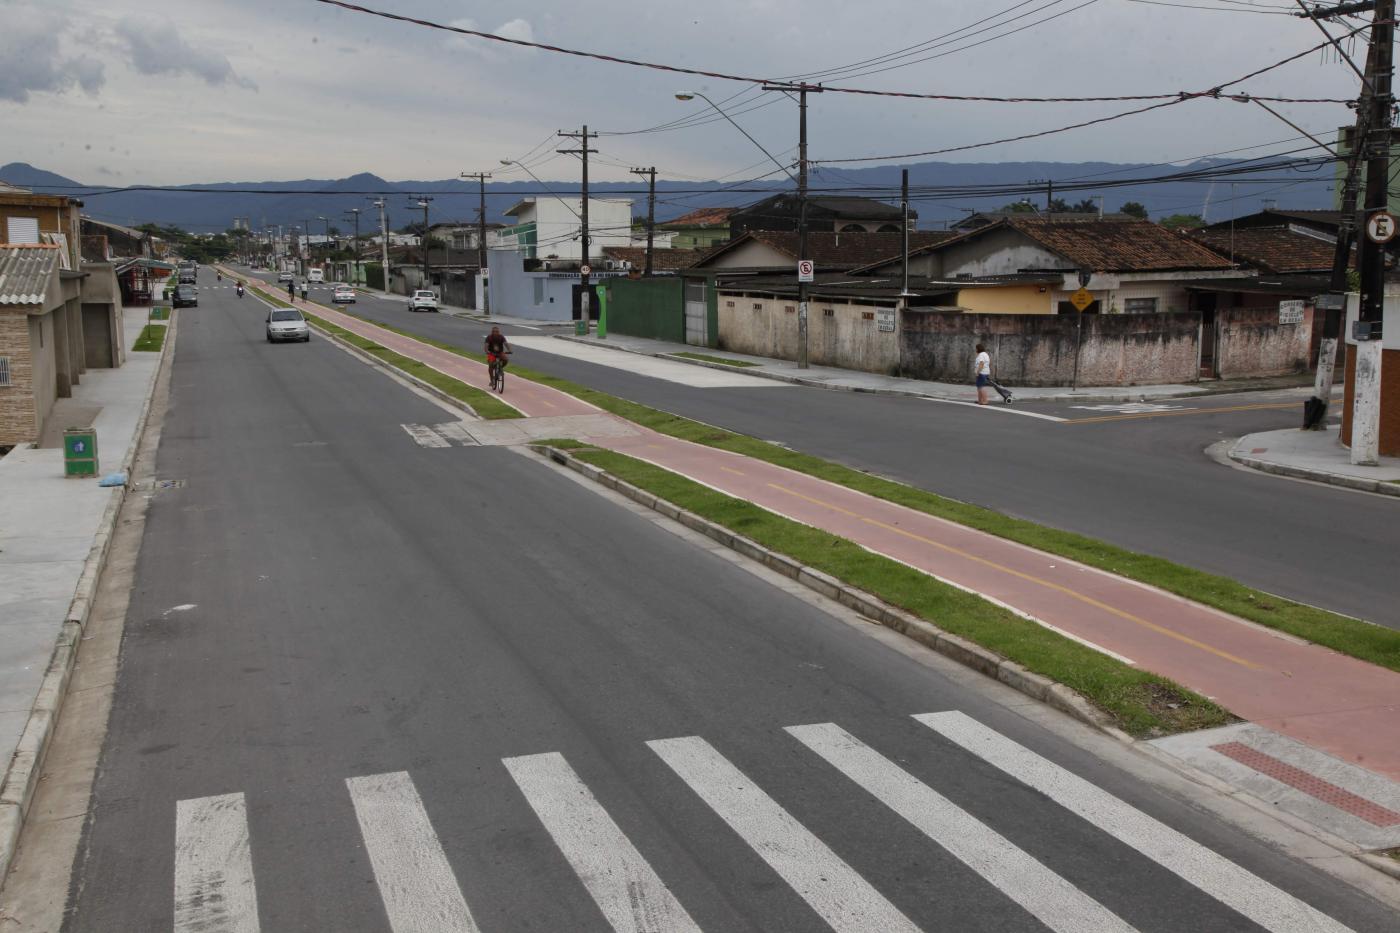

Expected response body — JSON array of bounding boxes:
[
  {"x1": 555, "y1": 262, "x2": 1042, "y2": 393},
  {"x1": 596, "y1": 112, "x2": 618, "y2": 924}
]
[
  {"x1": 244, "y1": 283, "x2": 520, "y2": 420},
  {"x1": 270, "y1": 293, "x2": 1400, "y2": 672},
  {"x1": 557, "y1": 444, "x2": 1232, "y2": 738},
  {"x1": 132, "y1": 324, "x2": 167, "y2": 352},
  {"x1": 670, "y1": 351, "x2": 760, "y2": 367}
]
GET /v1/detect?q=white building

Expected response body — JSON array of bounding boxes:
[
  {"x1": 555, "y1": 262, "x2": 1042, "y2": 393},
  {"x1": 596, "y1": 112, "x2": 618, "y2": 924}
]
[{"x1": 489, "y1": 197, "x2": 633, "y2": 262}]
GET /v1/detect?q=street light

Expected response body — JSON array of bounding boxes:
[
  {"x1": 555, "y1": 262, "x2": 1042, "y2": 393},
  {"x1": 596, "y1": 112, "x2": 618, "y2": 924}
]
[{"x1": 674, "y1": 92, "x2": 795, "y2": 184}]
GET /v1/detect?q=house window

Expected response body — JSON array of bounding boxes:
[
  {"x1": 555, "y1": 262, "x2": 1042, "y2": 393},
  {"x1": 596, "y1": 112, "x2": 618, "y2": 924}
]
[
  {"x1": 533, "y1": 278, "x2": 545, "y2": 304},
  {"x1": 1123, "y1": 297, "x2": 1158, "y2": 313},
  {"x1": 6, "y1": 216, "x2": 40, "y2": 244},
  {"x1": 0, "y1": 357, "x2": 9, "y2": 386}
]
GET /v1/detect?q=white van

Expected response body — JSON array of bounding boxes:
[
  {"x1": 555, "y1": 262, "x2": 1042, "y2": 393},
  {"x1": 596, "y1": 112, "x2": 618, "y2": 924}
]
[{"x1": 307, "y1": 268, "x2": 324, "y2": 283}]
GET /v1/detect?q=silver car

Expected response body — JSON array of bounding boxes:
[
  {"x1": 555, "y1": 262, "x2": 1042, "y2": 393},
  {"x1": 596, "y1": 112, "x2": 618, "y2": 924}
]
[{"x1": 266, "y1": 307, "x2": 310, "y2": 343}]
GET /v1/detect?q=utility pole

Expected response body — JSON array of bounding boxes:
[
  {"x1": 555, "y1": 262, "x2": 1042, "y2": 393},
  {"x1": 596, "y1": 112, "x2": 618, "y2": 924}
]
[
  {"x1": 1306, "y1": 8, "x2": 1378, "y2": 430},
  {"x1": 370, "y1": 198, "x2": 390, "y2": 297},
  {"x1": 411, "y1": 197, "x2": 433, "y2": 293},
  {"x1": 1353, "y1": 0, "x2": 1393, "y2": 464},
  {"x1": 900, "y1": 168, "x2": 911, "y2": 297},
  {"x1": 558, "y1": 126, "x2": 598, "y2": 329},
  {"x1": 461, "y1": 172, "x2": 493, "y2": 313},
  {"x1": 630, "y1": 166, "x2": 657, "y2": 275},
  {"x1": 344, "y1": 208, "x2": 361, "y2": 285},
  {"x1": 762, "y1": 82, "x2": 825, "y2": 368}
]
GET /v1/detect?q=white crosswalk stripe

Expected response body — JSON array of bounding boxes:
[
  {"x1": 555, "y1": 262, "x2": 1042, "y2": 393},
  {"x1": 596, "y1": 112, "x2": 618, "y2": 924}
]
[
  {"x1": 504, "y1": 751, "x2": 702, "y2": 933},
  {"x1": 168, "y1": 713, "x2": 1357, "y2": 932},
  {"x1": 647, "y1": 735, "x2": 921, "y2": 933},
  {"x1": 915, "y1": 711, "x2": 1356, "y2": 933},
  {"x1": 174, "y1": 792, "x2": 261, "y2": 933},
  {"x1": 787, "y1": 722, "x2": 1138, "y2": 933},
  {"x1": 401, "y1": 423, "x2": 453, "y2": 448},
  {"x1": 346, "y1": 771, "x2": 481, "y2": 933}
]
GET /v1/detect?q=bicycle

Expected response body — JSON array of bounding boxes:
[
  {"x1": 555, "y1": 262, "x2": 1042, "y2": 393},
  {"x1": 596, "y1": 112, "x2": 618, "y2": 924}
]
[{"x1": 488, "y1": 353, "x2": 509, "y2": 393}]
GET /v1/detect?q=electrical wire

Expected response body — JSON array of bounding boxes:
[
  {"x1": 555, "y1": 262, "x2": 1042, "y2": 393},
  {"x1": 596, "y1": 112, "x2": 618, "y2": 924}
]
[
  {"x1": 309, "y1": 0, "x2": 1358, "y2": 104},
  {"x1": 1123, "y1": 0, "x2": 1295, "y2": 13}
]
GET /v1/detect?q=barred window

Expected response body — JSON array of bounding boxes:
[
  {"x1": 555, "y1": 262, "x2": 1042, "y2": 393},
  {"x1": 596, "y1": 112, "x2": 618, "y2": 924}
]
[{"x1": 1124, "y1": 297, "x2": 1158, "y2": 313}]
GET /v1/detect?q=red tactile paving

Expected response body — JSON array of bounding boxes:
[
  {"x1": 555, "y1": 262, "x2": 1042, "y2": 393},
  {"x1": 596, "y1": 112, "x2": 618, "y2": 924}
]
[
  {"x1": 263, "y1": 280, "x2": 1400, "y2": 782},
  {"x1": 1211, "y1": 742, "x2": 1400, "y2": 827}
]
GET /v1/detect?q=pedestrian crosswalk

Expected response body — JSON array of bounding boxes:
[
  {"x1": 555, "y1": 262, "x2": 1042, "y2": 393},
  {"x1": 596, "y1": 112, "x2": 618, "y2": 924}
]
[{"x1": 171, "y1": 711, "x2": 1357, "y2": 933}]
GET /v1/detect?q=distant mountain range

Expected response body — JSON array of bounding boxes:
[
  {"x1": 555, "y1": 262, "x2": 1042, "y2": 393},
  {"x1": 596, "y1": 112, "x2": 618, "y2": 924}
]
[{"x1": 0, "y1": 157, "x2": 1336, "y2": 234}]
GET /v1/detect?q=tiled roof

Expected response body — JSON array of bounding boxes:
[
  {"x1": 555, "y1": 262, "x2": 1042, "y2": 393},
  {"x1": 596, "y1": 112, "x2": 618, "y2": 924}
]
[
  {"x1": 601, "y1": 246, "x2": 705, "y2": 271},
  {"x1": 1189, "y1": 226, "x2": 1342, "y2": 273},
  {"x1": 1008, "y1": 217, "x2": 1235, "y2": 272},
  {"x1": 697, "y1": 230, "x2": 955, "y2": 270},
  {"x1": 0, "y1": 244, "x2": 61, "y2": 305},
  {"x1": 662, "y1": 207, "x2": 735, "y2": 228}
]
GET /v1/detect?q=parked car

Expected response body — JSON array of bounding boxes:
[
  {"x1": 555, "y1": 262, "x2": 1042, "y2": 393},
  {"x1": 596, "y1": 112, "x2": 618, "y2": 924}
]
[
  {"x1": 172, "y1": 284, "x2": 198, "y2": 308},
  {"x1": 408, "y1": 290, "x2": 438, "y2": 312},
  {"x1": 308, "y1": 268, "x2": 324, "y2": 283},
  {"x1": 332, "y1": 285, "x2": 356, "y2": 304},
  {"x1": 277, "y1": 271, "x2": 294, "y2": 283},
  {"x1": 266, "y1": 307, "x2": 310, "y2": 343}
]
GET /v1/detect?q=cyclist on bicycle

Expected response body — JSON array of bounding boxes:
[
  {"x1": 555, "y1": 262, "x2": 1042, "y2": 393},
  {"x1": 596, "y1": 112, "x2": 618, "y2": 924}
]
[{"x1": 485, "y1": 327, "x2": 511, "y2": 366}]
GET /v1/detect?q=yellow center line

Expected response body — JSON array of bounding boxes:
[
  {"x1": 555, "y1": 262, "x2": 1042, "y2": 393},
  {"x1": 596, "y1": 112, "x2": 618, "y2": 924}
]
[
  {"x1": 720, "y1": 466, "x2": 747, "y2": 476},
  {"x1": 1064, "y1": 398, "x2": 1341, "y2": 424},
  {"x1": 766, "y1": 483, "x2": 1262, "y2": 669}
]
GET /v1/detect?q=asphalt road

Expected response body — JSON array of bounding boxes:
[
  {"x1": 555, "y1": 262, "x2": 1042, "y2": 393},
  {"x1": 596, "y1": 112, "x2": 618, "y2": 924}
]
[
  {"x1": 237, "y1": 269, "x2": 1400, "y2": 628},
  {"x1": 61, "y1": 271, "x2": 1397, "y2": 931}
]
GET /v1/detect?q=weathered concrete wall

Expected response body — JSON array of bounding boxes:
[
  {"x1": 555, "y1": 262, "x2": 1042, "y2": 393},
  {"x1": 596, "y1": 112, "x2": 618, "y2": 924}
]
[
  {"x1": 900, "y1": 310, "x2": 1202, "y2": 386},
  {"x1": 1215, "y1": 306, "x2": 1313, "y2": 379},
  {"x1": 717, "y1": 292, "x2": 901, "y2": 374}
]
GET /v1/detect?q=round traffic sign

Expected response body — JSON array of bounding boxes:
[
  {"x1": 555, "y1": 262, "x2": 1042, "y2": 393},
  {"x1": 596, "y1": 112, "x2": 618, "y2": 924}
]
[
  {"x1": 579, "y1": 263, "x2": 592, "y2": 276},
  {"x1": 1366, "y1": 211, "x2": 1397, "y2": 244}
]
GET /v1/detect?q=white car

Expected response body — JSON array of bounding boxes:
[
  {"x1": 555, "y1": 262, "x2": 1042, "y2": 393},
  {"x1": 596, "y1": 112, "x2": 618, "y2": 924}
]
[
  {"x1": 277, "y1": 271, "x2": 294, "y2": 283},
  {"x1": 332, "y1": 285, "x2": 356, "y2": 304},
  {"x1": 408, "y1": 290, "x2": 438, "y2": 312},
  {"x1": 266, "y1": 307, "x2": 310, "y2": 343}
]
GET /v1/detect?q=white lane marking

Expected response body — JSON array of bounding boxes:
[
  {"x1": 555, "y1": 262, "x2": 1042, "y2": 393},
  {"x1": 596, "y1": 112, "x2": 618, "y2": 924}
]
[
  {"x1": 503, "y1": 752, "x2": 701, "y2": 933},
  {"x1": 401, "y1": 423, "x2": 452, "y2": 448},
  {"x1": 513, "y1": 337, "x2": 787, "y2": 388},
  {"x1": 163, "y1": 603, "x2": 198, "y2": 616},
  {"x1": 915, "y1": 712, "x2": 1355, "y2": 933},
  {"x1": 647, "y1": 735, "x2": 919, "y2": 933},
  {"x1": 921, "y1": 396, "x2": 1068, "y2": 422},
  {"x1": 174, "y1": 793, "x2": 261, "y2": 933},
  {"x1": 346, "y1": 771, "x2": 480, "y2": 933},
  {"x1": 787, "y1": 723, "x2": 1137, "y2": 933},
  {"x1": 1069, "y1": 403, "x2": 1193, "y2": 413}
]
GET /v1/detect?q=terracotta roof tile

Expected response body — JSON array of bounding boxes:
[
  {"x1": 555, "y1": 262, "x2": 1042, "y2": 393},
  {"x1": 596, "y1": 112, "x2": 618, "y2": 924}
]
[
  {"x1": 1189, "y1": 226, "x2": 1343, "y2": 273},
  {"x1": 1007, "y1": 217, "x2": 1235, "y2": 272},
  {"x1": 662, "y1": 207, "x2": 735, "y2": 228}
]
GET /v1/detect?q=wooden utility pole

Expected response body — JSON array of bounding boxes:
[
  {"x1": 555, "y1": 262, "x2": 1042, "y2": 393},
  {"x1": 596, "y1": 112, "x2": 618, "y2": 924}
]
[{"x1": 630, "y1": 166, "x2": 657, "y2": 275}]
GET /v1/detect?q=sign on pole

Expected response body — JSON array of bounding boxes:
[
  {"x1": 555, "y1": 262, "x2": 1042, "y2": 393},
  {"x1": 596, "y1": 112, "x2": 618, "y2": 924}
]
[
  {"x1": 1366, "y1": 211, "x2": 1397, "y2": 244},
  {"x1": 579, "y1": 263, "x2": 592, "y2": 276},
  {"x1": 1278, "y1": 299, "x2": 1305, "y2": 325},
  {"x1": 797, "y1": 259, "x2": 814, "y2": 283},
  {"x1": 1069, "y1": 287, "x2": 1094, "y2": 312}
]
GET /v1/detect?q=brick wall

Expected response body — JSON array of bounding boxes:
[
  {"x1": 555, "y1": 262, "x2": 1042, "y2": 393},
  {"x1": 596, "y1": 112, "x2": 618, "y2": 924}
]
[{"x1": 0, "y1": 311, "x2": 37, "y2": 445}]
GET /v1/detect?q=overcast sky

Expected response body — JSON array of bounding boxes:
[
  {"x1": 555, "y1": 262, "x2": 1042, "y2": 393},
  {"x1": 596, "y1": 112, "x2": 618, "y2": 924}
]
[{"x1": 0, "y1": 0, "x2": 1367, "y2": 186}]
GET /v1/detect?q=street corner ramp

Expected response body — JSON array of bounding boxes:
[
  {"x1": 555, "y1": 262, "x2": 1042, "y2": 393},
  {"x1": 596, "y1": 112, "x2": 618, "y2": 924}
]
[
  {"x1": 464, "y1": 414, "x2": 640, "y2": 447},
  {"x1": 1151, "y1": 723, "x2": 1400, "y2": 851}
]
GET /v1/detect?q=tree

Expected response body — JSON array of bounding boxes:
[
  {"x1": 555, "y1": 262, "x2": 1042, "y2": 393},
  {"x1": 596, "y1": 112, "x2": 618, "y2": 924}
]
[
  {"x1": 998, "y1": 200, "x2": 1039, "y2": 214},
  {"x1": 1068, "y1": 198, "x2": 1099, "y2": 214},
  {"x1": 1049, "y1": 197, "x2": 1072, "y2": 213},
  {"x1": 1159, "y1": 213, "x2": 1205, "y2": 230},
  {"x1": 1120, "y1": 201, "x2": 1148, "y2": 219}
]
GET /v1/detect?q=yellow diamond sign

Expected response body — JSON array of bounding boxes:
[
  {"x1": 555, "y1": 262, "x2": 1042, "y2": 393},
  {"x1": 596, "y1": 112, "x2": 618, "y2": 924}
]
[{"x1": 1069, "y1": 287, "x2": 1094, "y2": 312}]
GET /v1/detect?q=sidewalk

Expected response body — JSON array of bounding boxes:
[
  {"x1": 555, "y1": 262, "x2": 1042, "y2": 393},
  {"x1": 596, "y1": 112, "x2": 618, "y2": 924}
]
[
  {"x1": 558, "y1": 331, "x2": 1318, "y2": 403},
  {"x1": 293, "y1": 297, "x2": 1400, "y2": 853},
  {"x1": 1230, "y1": 425, "x2": 1400, "y2": 497},
  {"x1": 0, "y1": 312, "x2": 163, "y2": 877}
]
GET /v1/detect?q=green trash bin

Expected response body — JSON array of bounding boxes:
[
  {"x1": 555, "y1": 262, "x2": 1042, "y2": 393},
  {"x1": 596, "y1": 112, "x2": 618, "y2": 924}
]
[
  {"x1": 63, "y1": 428, "x2": 99, "y2": 478},
  {"x1": 575, "y1": 319, "x2": 588, "y2": 336}
]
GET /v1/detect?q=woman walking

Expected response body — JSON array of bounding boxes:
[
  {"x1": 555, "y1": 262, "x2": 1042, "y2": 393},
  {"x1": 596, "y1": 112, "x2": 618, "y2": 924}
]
[{"x1": 974, "y1": 343, "x2": 992, "y2": 405}]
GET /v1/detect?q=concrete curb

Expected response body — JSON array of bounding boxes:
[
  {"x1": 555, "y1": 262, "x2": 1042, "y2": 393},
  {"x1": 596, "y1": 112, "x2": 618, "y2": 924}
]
[
  {"x1": 552, "y1": 334, "x2": 1302, "y2": 404},
  {"x1": 0, "y1": 312, "x2": 175, "y2": 886},
  {"x1": 532, "y1": 443, "x2": 1133, "y2": 744},
  {"x1": 1227, "y1": 445, "x2": 1400, "y2": 498}
]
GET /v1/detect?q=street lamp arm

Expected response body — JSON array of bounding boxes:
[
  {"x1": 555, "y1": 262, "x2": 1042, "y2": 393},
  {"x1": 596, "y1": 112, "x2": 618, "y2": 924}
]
[{"x1": 676, "y1": 91, "x2": 796, "y2": 184}]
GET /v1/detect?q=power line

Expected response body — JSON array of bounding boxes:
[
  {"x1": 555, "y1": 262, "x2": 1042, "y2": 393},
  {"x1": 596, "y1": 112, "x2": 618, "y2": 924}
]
[
  {"x1": 309, "y1": 0, "x2": 1356, "y2": 104},
  {"x1": 1123, "y1": 0, "x2": 1295, "y2": 13}
]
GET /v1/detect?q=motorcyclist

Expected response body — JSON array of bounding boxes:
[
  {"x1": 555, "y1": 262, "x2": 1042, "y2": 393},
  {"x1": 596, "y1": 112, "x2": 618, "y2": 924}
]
[{"x1": 236, "y1": 281, "x2": 244, "y2": 298}]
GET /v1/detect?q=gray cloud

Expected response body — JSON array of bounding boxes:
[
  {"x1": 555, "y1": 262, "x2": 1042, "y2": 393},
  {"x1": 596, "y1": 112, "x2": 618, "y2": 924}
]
[
  {"x1": 0, "y1": 14, "x2": 106, "y2": 103},
  {"x1": 114, "y1": 18, "x2": 256, "y2": 90}
]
